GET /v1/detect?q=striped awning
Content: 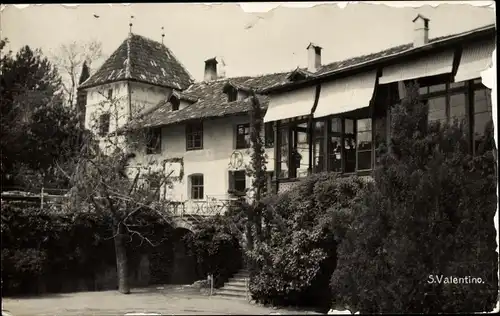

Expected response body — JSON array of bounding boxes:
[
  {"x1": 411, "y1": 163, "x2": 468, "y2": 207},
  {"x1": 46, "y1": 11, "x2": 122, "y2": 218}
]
[
  {"x1": 379, "y1": 50, "x2": 455, "y2": 84},
  {"x1": 314, "y1": 71, "x2": 377, "y2": 118},
  {"x1": 455, "y1": 39, "x2": 496, "y2": 83},
  {"x1": 263, "y1": 86, "x2": 317, "y2": 123}
]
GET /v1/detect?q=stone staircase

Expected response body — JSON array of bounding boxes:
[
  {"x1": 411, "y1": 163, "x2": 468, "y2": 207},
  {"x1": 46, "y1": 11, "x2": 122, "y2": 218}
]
[{"x1": 214, "y1": 269, "x2": 250, "y2": 300}]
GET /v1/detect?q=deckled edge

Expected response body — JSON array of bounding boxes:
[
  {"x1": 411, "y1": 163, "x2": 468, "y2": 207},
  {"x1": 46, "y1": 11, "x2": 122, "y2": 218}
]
[
  {"x1": 0, "y1": 1, "x2": 494, "y2": 12},
  {"x1": 480, "y1": 46, "x2": 499, "y2": 314},
  {"x1": 1, "y1": 1, "x2": 498, "y2": 313}
]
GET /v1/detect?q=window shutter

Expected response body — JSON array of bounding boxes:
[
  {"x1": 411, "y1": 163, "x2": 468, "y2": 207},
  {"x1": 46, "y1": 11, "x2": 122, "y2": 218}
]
[{"x1": 228, "y1": 171, "x2": 235, "y2": 191}]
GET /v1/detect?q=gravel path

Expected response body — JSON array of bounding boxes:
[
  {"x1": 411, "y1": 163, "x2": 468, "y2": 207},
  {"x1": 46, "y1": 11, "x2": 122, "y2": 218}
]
[{"x1": 2, "y1": 286, "x2": 324, "y2": 316}]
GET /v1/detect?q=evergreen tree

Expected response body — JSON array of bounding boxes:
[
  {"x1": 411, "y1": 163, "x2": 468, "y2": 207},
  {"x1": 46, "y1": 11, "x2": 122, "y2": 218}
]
[
  {"x1": 0, "y1": 41, "x2": 80, "y2": 189},
  {"x1": 330, "y1": 82, "x2": 498, "y2": 313}
]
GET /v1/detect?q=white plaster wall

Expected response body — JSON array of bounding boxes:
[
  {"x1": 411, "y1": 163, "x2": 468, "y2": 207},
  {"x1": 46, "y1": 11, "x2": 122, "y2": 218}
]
[
  {"x1": 84, "y1": 82, "x2": 129, "y2": 133},
  {"x1": 129, "y1": 115, "x2": 275, "y2": 213},
  {"x1": 83, "y1": 81, "x2": 172, "y2": 153},
  {"x1": 84, "y1": 81, "x2": 172, "y2": 132},
  {"x1": 129, "y1": 82, "x2": 172, "y2": 115}
]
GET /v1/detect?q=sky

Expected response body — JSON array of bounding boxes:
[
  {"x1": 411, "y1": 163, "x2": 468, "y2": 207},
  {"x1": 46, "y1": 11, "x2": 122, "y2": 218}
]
[{"x1": 0, "y1": 2, "x2": 496, "y2": 81}]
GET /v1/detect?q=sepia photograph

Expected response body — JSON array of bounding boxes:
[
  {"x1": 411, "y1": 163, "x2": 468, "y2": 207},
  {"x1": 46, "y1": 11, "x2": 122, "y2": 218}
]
[{"x1": 1, "y1": 2, "x2": 497, "y2": 315}]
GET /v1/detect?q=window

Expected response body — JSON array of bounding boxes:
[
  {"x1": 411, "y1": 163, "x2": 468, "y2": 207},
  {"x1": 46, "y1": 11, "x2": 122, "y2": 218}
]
[
  {"x1": 313, "y1": 121, "x2": 326, "y2": 173},
  {"x1": 107, "y1": 89, "x2": 113, "y2": 100},
  {"x1": 312, "y1": 117, "x2": 374, "y2": 174},
  {"x1": 343, "y1": 119, "x2": 356, "y2": 173},
  {"x1": 291, "y1": 122, "x2": 309, "y2": 178},
  {"x1": 356, "y1": 118, "x2": 373, "y2": 171},
  {"x1": 418, "y1": 81, "x2": 468, "y2": 126},
  {"x1": 328, "y1": 118, "x2": 343, "y2": 172},
  {"x1": 449, "y1": 93, "x2": 467, "y2": 123},
  {"x1": 186, "y1": 122, "x2": 203, "y2": 150},
  {"x1": 288, "y1": 72, "x2": 308, "y2": 82},
  {"x1": 473, "y1": 85, "x2": 493, "y2": 154},
  {"x1": 427, "y1": 96, "x2": 447, "y2": 124},
  {"x1": 170, "y1": 95, "x2": 180, "y2": 111},
  {"x1": 279, "y1": 127, "x2": 289, "y2": 178},
  {"x1": 146, "y1": 128, "x2": 162, "y2": 155},
  {"x1": 189, "y1": 174, "x2": 204, "y2": 200},
  {"x1": 98, "y1": 113, "x2": 110, "y2": 136},
  {"x1": 264, "y1": 123, "x2": 274, "y2": 148},
  {"x1": 276, "y1": 121, "x2": 309, "y2": 179},
  {"x1": 236, "y1": 123, "x2": 251, "y2": 149},
  {"x1": 229, "y1": 170, "x2": 246, "y2": 194},
  {"x1": 227, "y1": 88, "x2": 238, "y2": 102}
]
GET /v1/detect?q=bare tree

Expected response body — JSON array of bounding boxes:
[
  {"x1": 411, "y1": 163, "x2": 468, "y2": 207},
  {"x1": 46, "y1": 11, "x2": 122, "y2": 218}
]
[
  {"x1": 59, "y1": 92, "x2": 175, "y2": 294},
  {"x1": 51, "y1": 40, "x2": 103, "y2": 108}
]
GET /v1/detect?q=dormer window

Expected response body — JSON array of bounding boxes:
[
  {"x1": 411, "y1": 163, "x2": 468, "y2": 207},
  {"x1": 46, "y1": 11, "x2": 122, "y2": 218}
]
[
  {"x1": 223, "y1": 83, "x2": 240, "y2": 102},
  {"x1": 170, "y1": 95, "x2": 180, "y2": 111},
  {"x1": 289, "y1": 72, "x2": 307, "y2": 81},
  {"x1": 287, "y1": 69, "x2": 310, "y2": 82},
  {"x1": 227, "y1": 87, "x2": 238, "y2": 102}
]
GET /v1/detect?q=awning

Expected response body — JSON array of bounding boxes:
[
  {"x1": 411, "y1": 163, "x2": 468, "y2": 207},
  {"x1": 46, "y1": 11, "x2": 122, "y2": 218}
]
[
  {"x1": 455, "y1": 39, "x2": 495, "y2": 83},
  {"x1": 263, "y1": 86, "x2": 317, "y2": 123},
  {"x1": 314, "y1": 71, "x2": 377, "y2": 119},
  {"x1": 379, "y1": 50, "x2": 455, "y2": 84}
]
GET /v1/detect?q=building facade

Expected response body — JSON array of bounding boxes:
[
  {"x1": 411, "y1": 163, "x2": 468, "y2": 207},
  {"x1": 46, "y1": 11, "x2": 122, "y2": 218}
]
[
  {"x1": 262, "y1": 15, "x2": 495, "y2": 193},
  {"x1": 78, "y1": 15, "x2": 496, "y2": 212}
]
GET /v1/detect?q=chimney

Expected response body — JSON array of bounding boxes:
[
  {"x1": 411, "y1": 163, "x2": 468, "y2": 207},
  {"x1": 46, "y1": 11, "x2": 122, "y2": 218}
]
[
  {"x1": 307, "y1": 43, "x2": 322, "y2": 72},
  {"x1": 204, "y1": 57, "x2": 218, "y2": 81},
  {"x1": 412, "y1": 14, "x2": 430, "y2": 47},
  {"x1": 217, "y1": 56, "x2": 226, "y2": 79}
]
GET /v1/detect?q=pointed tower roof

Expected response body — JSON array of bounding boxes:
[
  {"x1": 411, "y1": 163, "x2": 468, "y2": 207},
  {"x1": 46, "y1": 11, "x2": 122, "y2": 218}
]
[
  {"x1": 78, "y1": 33, "x2": 194, "y2": 90},
  {"x1": 78, "y1": 61, "x2": 91, "y2": 85}
]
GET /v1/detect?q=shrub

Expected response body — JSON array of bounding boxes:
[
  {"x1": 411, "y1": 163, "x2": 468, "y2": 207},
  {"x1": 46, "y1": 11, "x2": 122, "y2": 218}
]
[
  {"x1": 184, "y1": 214, "x2": 243, "y2": 288},
  {"x1": 330, "y1": 83, "x2": 498, "y2": 313},
  {"x1": 0, "y1": 202, "x2": 114, "y2": 295},
  {"x1": 1, "y1": 201, "x2": 173, "y2": 295},
  {"x1": 248, "y1": 172, "x2": 365, "y2": 311}
]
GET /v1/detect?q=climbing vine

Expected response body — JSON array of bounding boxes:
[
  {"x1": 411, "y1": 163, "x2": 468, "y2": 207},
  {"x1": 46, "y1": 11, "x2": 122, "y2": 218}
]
[
  {"x1": 239, "y1": 92, "x2": 269, "y2": 257},
  {"x1": 163, "y1": 157, "x2": 184, "y2": 181}
]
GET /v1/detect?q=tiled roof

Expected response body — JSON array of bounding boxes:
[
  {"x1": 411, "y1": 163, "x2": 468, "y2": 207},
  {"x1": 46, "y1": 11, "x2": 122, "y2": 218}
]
[
  {"x1": 258, "y1": 31, "x2": 484, "y2": 93},
  {"x1": 120, "y1": 34, "x2": 470, "y2": 131},
  {"x1": 121, "y1": 24, "x2": 494, "y2": 131},
  {"x1": 314, "y1": 34, "x2": 461, "y2": 76},
  {"x1": 315, "y1": 43, "x2": 413, "y2": 75},
  {"x1": 79, "y1": 34, "x2": 194, "y2": 90},
  {"x1": 125, "y1": 75, "x2": 286, "y2": 130}
]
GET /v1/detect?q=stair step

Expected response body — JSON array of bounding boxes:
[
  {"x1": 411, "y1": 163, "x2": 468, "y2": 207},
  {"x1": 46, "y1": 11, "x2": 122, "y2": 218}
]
[
  {"x1": 224, "y1": 281, "x2": 248, "y2": 287},
  {"x1": 224, "y1": 280, "x2": 248, "y2": 286},
  {"x1": 224, "y1": 284, "x2": 247, "y2": 290},
  {"x1": 221, "y1": 285, "x2": 248, "y2": 292},
  {"x1": 229, "y1": 277, "x2": 248, "y2": 282},
  {"x1": 215, "y1": 290, "x2": 249, "y2": 298},
  {"x1": 214, "y1": 294, "x2": 248, "y2": 301}
]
